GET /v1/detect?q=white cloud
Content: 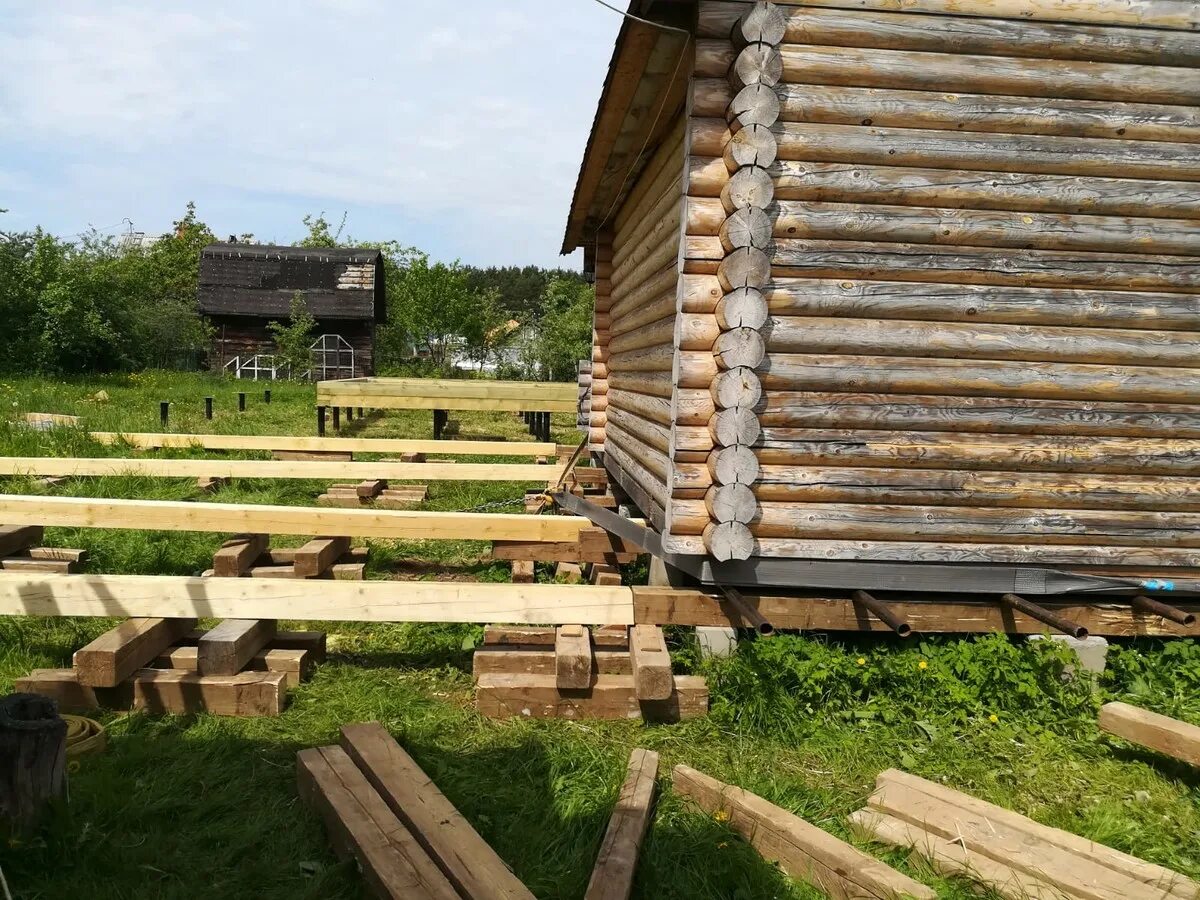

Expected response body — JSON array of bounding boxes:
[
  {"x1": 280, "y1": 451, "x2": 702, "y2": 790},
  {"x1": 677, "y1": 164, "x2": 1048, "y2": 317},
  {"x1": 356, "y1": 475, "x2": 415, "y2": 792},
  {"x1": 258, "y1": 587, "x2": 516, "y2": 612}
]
[{"x1": 0, "y1": 0, "x2": 622, "y2": 265}]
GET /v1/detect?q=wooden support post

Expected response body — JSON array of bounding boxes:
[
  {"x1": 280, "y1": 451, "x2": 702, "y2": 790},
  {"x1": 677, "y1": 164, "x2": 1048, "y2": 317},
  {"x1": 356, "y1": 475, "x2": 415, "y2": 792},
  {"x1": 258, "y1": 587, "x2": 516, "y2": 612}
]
[
  {"x1": 629, "y1": 625, "x2": 672, "y2": 701},
  {"x1": 346, "y1": 406, "x2": 354, "y2": 422},
  {"x1": 295, "y1": 536, "x2": 352, "y2": 578},
  {"x1": 556, "y1": 561, "x2": 583, "y2": 584},
  {"x1": 1099, "y1": 701, "x2": 1200, "y2": 767},
  {"x1": 197, "y1": 619, "x2": 278, "y2": 676},
  {"x1": 238, "y1": 392, "x2": 246, "y2": 412},
  {"x1": 340, "y1": 722, "x2": 537, "y2": 900},
  {"x1": 212, "y1": 533, "x2": 269, "y2": 578},
  {"x1": 673, "y1": 764, "x2": 935, "y2": 900},
  {"x1": 584, "y1": 748, "x2": 659, "y2": 900},
  {"x1": 317, "y1": 405, "x2": 327, "y2": 436},
  {"x1": 511, "y1": 560, "x2": 534, "y2": 583},
  {"x1": 205, "y1": 396, "x2": 213, "y2": 419},
  {"x1": 73, "y1": 617, "x2": 198, "y2": 687},
  {"x1": 264, "y1": 389, "x2": 271, "y2": 404},
  {"x1": 332, "y1": 406, "x2": 341, "y2": 432},
  {"x1": 433, "y1": 409, "x2": 448, "y2": 440},
  {"x1": 0, "y1": 694, "x2": 66, "y2": 833},
  {"x1": 159, "y1": 401, "x2": 169, "y2": 429},
  {"x1": 556, "y1": 625, "x2": 592, "y2": 689},
  {"x1": 296, "y1": 745, "x2": 460, "y2": 900}
]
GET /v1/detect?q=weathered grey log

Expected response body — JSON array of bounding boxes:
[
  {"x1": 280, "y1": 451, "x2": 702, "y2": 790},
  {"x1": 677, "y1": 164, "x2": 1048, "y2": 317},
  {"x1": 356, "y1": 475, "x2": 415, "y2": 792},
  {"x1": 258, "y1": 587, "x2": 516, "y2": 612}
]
[
  {"x1": 716, "y1": 286, "x2": 769, "y2": 330},
  {"x1": 727, "y1": 83, "x2": 781, "y2": 129},
  {"x1": 711, "y1": 366, "x2": 763, "y2": 409},
  {"x1": 704, "y1": 521, "x2": 755, "y2": 562},
  {"x1": 714, "y1": 328, "x2": 766, "y2": 370},
  {"x1": 0, "y1": 694, "x2": 66, "y2": 833},
  {"x1": 730, "y1": 43, "x2": 783, "y2": 89},
  {"x1": 721, "y1": 167, "x2": 775, "y2": 213},
  {"x1": 733, "y1": 1, "x2": 786, "y2": 46},
  {"x1": 719, "y1": 207, "x2": 773, "y2": 251},
  {"x1": 710, "y1": 406, "x2": 763, "y2": 446},
  {"x1": 706, "y1": 483, "x2": 758, "y2": 524},
  {"x1": 709, "y1": 445, "x2": 760, "y2": 485},
  {"x1": 746, "y1": 536, "x2": 1200, "y2": 565}
]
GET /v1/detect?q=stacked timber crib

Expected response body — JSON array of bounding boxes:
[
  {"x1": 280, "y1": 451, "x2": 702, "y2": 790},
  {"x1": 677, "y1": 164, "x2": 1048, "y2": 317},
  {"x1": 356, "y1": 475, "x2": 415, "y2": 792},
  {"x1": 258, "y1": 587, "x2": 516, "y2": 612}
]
[{"x1": 563, "y1": 0, "x2": 1200, "y2": 571}]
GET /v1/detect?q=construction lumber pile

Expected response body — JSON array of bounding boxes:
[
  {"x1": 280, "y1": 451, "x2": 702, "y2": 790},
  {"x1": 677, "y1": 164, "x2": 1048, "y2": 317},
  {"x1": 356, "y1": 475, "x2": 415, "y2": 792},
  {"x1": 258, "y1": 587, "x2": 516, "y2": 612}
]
[
  {"x1": 491, "y1": 526, "x2": 640, "y2": 565},
  {"x1": 15, "y1": 621, "x2": 325, "y2": 717},
  {"x1": 472, "y1": 624, "x2": 706, "y2": 722},
  {"x1": 0, "y1": 525, "x2": 86, "y2": 574},
  {"x1": 298, "y1": 721, "x2": 536, "y2": 900},
  {"x1": 317, "y1": 481, "x2": 429, "y2": 509},
  {"x1": 206, "y1": 534, "x2": 368, "y2": 580},
  {"x1": 674, "y1": 764, "x2": 935, "y2": 899},
  {"x1": 1100, "y1": 701, "x2": 1200, "y2": 768},
  {"x1": 851, "y1": 769, "x2": 1198, "y2": 900}
]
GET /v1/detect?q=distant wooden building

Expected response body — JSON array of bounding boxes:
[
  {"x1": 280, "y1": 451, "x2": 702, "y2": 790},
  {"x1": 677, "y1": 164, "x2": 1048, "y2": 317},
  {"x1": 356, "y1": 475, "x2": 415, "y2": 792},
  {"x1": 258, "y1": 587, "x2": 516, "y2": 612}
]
[
  {"x1": 198, "y1": 243, "x2": 386, "y2": 378},
  {"x1": 565, "y1": 0, "x2": 1200, "y2": 570}
]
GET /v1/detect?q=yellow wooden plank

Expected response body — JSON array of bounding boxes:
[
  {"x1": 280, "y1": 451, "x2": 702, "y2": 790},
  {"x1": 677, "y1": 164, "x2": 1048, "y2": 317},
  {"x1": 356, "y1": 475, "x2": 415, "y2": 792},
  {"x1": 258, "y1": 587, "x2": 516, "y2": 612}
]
[
  {"x1": 0, "y1": 457, "x2": 565, "y2": 483},
  {"x1": 317, "y1": 395, "x2": 577, "y2": 413},
  {"x1": 316, "y1": 377, "x2": 576, "y2": 402},
  {"x1": 0, "y1": 495, "x2": 587, "y2": 542},
  {"x1": 0, "y1": 573, "x2": 635, "y2": 624},
  {"x1": 88, "y1": 432, "x2": 557, "y2": 456}
]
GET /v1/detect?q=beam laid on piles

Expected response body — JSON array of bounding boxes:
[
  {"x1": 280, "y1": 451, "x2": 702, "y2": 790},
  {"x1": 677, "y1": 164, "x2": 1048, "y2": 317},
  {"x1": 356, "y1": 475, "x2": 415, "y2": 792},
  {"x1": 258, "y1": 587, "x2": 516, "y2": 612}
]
[
  {"x1": 88, "y1": 432, "x2": 558, "y2": 457},
  {"x1": 0, "y1": 495, "x2": 586, "y2": 542},
  {"x1": 0, "y1": 574, "x2": 635, "y2": 624},
  {"x1": 0, "y1": 457, "x2": 564, "y2": 483}
]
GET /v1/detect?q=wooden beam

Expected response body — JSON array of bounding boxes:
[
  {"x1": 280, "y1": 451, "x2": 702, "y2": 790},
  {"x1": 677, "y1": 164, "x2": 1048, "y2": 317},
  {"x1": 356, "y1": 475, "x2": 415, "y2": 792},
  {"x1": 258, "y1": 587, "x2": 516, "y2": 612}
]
[
  {"x1": 294, "y1": 537, "x2": 351, "y2": 578},
  {"x1": 472, "y1": 647, "x2": 632, "y2": 677},
  {"x1": 154, "y1": 646, "x2": 312, "y2": 687},
  {"x1": 672, "y1": 764, "x2": 936, "y2": 900},
  {"x1": 340, "y1": 722, "x2": 536, "y2": 900},
  {"x1": 212, "y1": 534, "x2": 269, "y2": 578},
  {"x1": 475, "y1": 674, "x2": 707, "y2": 722},
  {"x1": 1099, "y1": 702, "x2": 1200, "y2": 768},
  {"x1": 0, "y1": 574, "x2": 635, "y2": 624},
  {"x1": 90, "y1": 432, "x2": 557, "y2": 456},
  {"x1": 632, "y1": 587, "x2": 1200, "y2": 637},
  {"x1": 296, "y1": 745, "x2": 461, "y2": 900},
  {"x1": 555, "y1": 625, "x2": 593, "y2": 689},
  {"x1": 0, "y1": 525, "x2": 43, "y2": 558},
  {"x1": 629, "y1": 625, "x2": 672, "y2": 701},
  {"x1": 317, "y1": 377, "x2": 576, "y2": 402},
  {"x1": 72, "y1": 617, "x2": 197, "y2": 687},
  {"x1": 198, "y1": 619, "x2": 278, "y2": 675},
  {"x1": 17, "y1": 668, "x2": 287, "y2": 716},
  {"x1": 0, "y1": 457, "x2": 566, "y2": 483},
  {"x1": 584, "y1": 749, "x2": 659, "y2": 900},
  {"x1": 0, "y1": 495, "x2": 589, "y2": 543}
]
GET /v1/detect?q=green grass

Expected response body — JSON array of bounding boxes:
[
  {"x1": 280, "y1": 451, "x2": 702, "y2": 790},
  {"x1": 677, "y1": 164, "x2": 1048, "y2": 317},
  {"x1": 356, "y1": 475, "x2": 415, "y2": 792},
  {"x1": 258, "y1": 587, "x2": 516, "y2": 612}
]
[{"x1": 0, "y1": 371, "x2": 1198, "y2": 900}]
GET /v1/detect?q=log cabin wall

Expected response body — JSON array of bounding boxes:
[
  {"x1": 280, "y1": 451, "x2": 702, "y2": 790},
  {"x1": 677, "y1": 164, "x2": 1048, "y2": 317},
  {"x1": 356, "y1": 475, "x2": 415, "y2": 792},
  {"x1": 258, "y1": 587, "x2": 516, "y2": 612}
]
[{"x1": 670, "y1": 0, "x2": 1200, "y2": 565}]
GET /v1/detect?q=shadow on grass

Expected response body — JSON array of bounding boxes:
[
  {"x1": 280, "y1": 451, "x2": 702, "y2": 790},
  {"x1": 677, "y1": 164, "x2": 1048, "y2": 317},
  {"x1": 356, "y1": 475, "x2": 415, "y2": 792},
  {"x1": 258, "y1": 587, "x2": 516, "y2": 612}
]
[{"x1": 1102, "y1": 742, "x2": 1200, "y2": 789}]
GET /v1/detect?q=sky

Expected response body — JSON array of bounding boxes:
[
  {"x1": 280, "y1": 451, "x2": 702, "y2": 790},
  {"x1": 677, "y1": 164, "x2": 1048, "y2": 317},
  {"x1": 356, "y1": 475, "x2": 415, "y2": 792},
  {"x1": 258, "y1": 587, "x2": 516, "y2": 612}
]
[{"x1": 0, "y1": 0, "x2": 624, "y2": 268}]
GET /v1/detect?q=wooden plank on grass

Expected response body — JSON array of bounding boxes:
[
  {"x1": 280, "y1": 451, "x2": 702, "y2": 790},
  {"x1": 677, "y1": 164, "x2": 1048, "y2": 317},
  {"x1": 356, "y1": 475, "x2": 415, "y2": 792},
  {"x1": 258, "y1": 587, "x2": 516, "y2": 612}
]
[
  {"x1": 472, "y1": 648, "x2": 632, "y2": 677},
  {"x1": 154, "y1": 646, "x2": 313, "y2": 687},
  {"x1": 0, "y1": 557, "x2": 77, "y2": 573},
  {"x1": 133, "y1": 669, "x2": 287, "y2": 716},
  {"x1": 673, "y1": 765, "x2": 935, "y2": 900},
  {"x1": 584, "y1": 748, "x2": 659, "y2": 900},
  {"x1": 73, "y1": 617, "x2": 197, "y2": 687},
  {"x1": 14, "y1": 669, "x2": 131, "y2": 713},
  {"x1": 213, "y1": 533, "x2": 269, "y2": 577},
  {"x1": 556, "y1": 625, "x2": 592, "y2": 689},
  {"x1": 871, "y1": 769, "x2": 1197, "y2": 899},
  {"x1": 0, "y1": 573, "x2": 635, "y2": 624},
  {"x1": 296, "y1": 745, "x2": 460, "y2": 900},
  {"x1": 475, "y1": 674, "x2": 707, "y2": 722},
  {"x1": 849, "y1": 808, "x2": 1064, "y2": 900},
  {"x1": 198, "y1": 619, "x2": 278, "y2": 675},
  {"x1": 28, "y1": 547, "x2": 88, "y2": 563},
  {"x1": 868, "y1": 773, "x2": 1181, "y2": 900},
  {"x1": 0, "y1": 495, "x2": 589, "y2": 543},
  {"x1": 629, "y1": 625, "x2": 672, "y2": 701},
  {"x1": 0, "y1": 525, "x2": 43, "y2": 558},
  {"x1": 90, "y1": 432, "x2": 557, "y2": 456},
  {"x1": 1100, "y1": 701, "x2": 1200, "y2": 768},
  {"x1": 295, "y1": 537, "x2": 351, "y2": 578},
  {"x1": 340, "y1": 722, "x2": 536, "y2": 900}
]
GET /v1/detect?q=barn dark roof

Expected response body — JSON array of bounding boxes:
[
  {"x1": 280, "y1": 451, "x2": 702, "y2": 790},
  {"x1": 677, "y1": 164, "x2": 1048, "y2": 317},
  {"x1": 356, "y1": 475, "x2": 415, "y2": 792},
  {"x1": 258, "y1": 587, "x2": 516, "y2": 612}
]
[{"x1": 198, "y1": 243, "x2": 386, "y2": 322}]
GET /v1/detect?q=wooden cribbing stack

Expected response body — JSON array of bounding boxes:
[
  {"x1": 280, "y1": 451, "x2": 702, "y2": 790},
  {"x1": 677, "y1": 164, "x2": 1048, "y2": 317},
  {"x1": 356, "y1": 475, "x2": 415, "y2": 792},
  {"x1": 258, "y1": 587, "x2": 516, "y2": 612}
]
[
  {"x1": 0, "y1": 525, "x2": 87, "y2": 574},
  {"x1": 205, "y1": 535, "x2": 369, "y2": 580},
  {"x1": 472, "y1": 625, "x2": 707, "y2": 722},
  {"x1": 317, "y1": 482, "x2": 429, "y2": 509}
]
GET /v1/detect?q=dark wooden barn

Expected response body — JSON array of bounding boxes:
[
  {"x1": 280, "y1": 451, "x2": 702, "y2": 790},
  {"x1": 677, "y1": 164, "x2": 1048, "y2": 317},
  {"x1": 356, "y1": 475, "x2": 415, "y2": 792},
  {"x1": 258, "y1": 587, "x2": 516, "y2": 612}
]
[{"x1": 197, "y1": 243, "x2": 386, "y2": 378}]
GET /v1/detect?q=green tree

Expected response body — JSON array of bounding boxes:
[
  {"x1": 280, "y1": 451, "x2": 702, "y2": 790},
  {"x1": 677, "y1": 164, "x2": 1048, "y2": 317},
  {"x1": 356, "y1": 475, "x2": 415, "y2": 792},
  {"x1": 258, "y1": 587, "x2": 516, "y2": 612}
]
[
  {"x1": 522, "y1": 276, "x2": 593, "y2": 381},
  {"x1": 267, "y1": 292, "x2": 318, "y2": 379},
  {"x1": 384, "y1": 254, "x2": 476, "y2": 371}
]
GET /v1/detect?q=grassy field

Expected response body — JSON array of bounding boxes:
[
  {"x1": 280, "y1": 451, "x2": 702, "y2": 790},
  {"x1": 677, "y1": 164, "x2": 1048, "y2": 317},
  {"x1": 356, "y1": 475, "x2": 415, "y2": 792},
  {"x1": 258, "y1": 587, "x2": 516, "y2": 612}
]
[{"x1": 0, "y1": 371, "x2": 1197, "y2": 900}]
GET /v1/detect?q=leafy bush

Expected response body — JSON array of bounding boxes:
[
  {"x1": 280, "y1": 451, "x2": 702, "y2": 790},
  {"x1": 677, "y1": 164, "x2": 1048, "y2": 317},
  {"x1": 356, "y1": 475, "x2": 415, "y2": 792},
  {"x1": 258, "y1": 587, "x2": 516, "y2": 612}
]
[
  {"x1": 1104, "y1": 639, "x2": 1200, "y2": 723},
  {"x1": 267, "y1": 293, "x2": 317, "y2": 378}
]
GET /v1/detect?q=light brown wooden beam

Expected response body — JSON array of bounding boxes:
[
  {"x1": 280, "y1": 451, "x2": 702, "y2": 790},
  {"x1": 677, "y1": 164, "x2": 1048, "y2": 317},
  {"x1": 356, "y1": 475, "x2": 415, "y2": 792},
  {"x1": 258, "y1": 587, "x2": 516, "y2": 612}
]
[
  {"x1": 0, "y1": 574, "x2": 635, "y2": 624},
  {"x1": 1099, "y1": 702, "x2": 1200, "y2": 768},
  {"x1": 198, "y1": 619, "x2": 278, "y2": 676},
  {"x1": 90, "y1": 432, "x2": 557, "y2": 456},
  {"x1": 632, "y1": 587, "x2": 1200, "y2": 636},
  {"x1": 584, "y1": 748, "x2": 660, "y2": 900},
  {"x1": 73, "y1": 617, "x2": 197, "y2": 687},
  {"x1": 0, "y1": 495, "x2": 588, "y2": 542}
]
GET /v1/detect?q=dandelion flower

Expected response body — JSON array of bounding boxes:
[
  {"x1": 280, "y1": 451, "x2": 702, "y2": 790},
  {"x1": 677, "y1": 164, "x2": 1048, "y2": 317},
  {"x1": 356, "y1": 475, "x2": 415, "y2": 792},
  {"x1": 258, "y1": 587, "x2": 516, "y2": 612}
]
[
  {"x1": 714, "y1": 809, "x2": 729, "y2": 823},
  {"x1": 857, "y1": 657, "x2": 866, "y2": 666},
  {"x1": 989, "y1": 714, "x2": 999, "y2": 723},
  {"x1": 918, "y1": 660, "x2": 928, "y2": 670}
]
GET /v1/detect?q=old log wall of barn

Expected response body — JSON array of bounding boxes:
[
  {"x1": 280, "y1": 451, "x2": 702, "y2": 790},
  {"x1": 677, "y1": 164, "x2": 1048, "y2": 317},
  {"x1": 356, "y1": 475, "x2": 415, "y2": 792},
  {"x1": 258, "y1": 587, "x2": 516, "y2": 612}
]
[{"x1": 657, "y1": 0, "x2": 1200, "y2": 563}]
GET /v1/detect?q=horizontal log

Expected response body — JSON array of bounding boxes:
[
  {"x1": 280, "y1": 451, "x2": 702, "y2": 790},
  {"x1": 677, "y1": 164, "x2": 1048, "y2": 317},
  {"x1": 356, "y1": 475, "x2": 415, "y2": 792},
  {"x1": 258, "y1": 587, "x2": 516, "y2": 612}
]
[
  {"x1": 610, "y1": 286, "x2": 678, "y2": 339},
  {"x1": 759, "y1": 161, "x2": 1200, "y2": 220},
  {"x1": 763, "y1": 279, "x2": 1200, "y2": 330},
  {"x1": 678, "y1": 388, "x2": 718, "y2": 426},
  {"x1": 607, "y1": 388, "x2": 673, "y2": 427},
  {"x1": 752, "y1": 467, "x2": 1200, "y2": 511},
  {"x1": 773, "y1": 43, "x2": 1200, "y2": 105},
  {"x1": 765, "y1": 241, "x2": 1200, "y2": 292},
  {"x1": 746, "y1": 538, "x2": 1200, "y2": 566},
  {"x1": 722, "y1": 502, "x2": 1200, "y2": 547},
  {"x1": 764, "y1": 316, "x2": 1199, "y2": 367},
  {"x1": 603, "y1": 436, "x2": 668, "y2": 532},
  {"x1": 0, "y1": 495, "x2": 590, "y2": 542},
  {"x1": 691, "y1": 77, "x2": 1200, "y2": 143},
  {"x1": 610, "y1": 265, "x2": 678, "y2": 325},
  {"x1": 756, "y1": 391, "x2": 1200, "y2": 438},
  {"x1": 317, "y1": 378, "x2": 575, "y2": 403},
  {"x1": 91, "y1": 432, "x2": 557, "y2": 456},
  {"x1": 606, "y1": 405, "x2": 671, "y2": 455},
  {"x1": 769, "y1": 201, "x2": 1200, "y2": 257},
  {"x1": 696, "y1": 2, "x2": 1200, "y2": 64},
  {"x1": 753, "y1": 429, "x2": 1200, "y2": 475},
  {"x1": 759, "y1": 353, "x2": 1199, "y2": 404},
  {"x1": 607, "y1": 371, "x2": 674, "y2": 400},
  {"x1": 609, "y1": 314, "x2": 678, "y2": 355},
  {"x1": 0, "y1": 574, "x2": 635, "y2": 623},
  {"x1": 608, "y1": 343, "x2": 676, "y2": 374},
  {"x1": 632, "y1": 586, "x2": 1200, "y2": 636}
]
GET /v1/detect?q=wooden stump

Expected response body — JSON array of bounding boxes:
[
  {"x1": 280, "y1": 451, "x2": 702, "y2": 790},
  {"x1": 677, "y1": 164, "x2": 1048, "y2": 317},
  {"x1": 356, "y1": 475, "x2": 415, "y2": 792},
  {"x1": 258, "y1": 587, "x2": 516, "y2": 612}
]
[{"x1": 0, "y1": 693, "x2": 67, "y2": 833}]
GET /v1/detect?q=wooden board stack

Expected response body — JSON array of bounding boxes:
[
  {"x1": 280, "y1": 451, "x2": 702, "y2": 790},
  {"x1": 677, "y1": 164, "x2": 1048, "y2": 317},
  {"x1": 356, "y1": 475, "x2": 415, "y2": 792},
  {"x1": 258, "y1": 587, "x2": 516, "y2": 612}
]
[
  {"x1": 298, "y1": 721, "x2": 536, "y2": 900},
  {"x1": 0, "y1": 525, "x2": 87, "y2": 574},
  {"x1": 317, "y1": 481, "x2": 430, "y2": 509},
  {"x1": 15, "y1": 622, "x2": 326, "y2": 717},
  {"x1": 472, "y1": 624, "x2": 707, "y2": 722},
  {"x1": 851, "y1": 769, "x2": 1199, "y2": 900},
  {"x1": 204, "y1": 534, "x2": 369, "y2": 580}
]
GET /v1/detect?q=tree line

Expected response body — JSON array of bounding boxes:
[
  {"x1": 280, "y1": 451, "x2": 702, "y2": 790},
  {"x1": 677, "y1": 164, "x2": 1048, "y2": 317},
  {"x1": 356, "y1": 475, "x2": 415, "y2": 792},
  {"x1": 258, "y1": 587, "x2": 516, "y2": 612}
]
[{"x1": 0, "y1": 205, "x2": 594, "y2": 380}]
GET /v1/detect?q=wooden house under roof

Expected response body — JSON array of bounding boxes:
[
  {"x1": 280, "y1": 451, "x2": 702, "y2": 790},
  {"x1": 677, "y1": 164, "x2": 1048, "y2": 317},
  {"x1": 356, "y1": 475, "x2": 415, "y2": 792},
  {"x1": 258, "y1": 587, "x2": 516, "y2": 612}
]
[
  {"x1": 564, "y1": 0, "x2": 1200, "y2": 574},
  {"x1": 198, "y1": 243, "x2": 386, "y2": 378}
]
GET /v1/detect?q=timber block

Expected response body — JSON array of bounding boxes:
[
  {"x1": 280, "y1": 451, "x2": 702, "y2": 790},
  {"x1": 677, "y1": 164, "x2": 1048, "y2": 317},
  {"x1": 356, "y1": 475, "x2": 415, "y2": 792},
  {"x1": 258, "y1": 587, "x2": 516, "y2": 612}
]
[
  {"x1": 577, "y1": 527, "x2": 639, "y2": 564},
  {"x1": 475, "y1": 674, "x2": 707, "y2": 722},
  {"x1": 74, "y1": 617, "x2": 198, "y2": 687},
  {"x1": 213, "y1": 533, "x2": 269, "y2": 577},
  {"x1": 589, "y1": 563, "x2": 622, "y2": 586},
  {"x1": 198, "y1": 619, "x2": 278, "y2": 675},
  {"x1": 555, "y1": 625, "x2": 592, "y2": 689},
  {"x1": 0, "y1": 555, "x2": 79, "y2": 574},
  {"x1": 295, "y1": 536, "x2": 351, "y2": 578},
  {"x1": 510, "y1": 559, "x2": 534, "y2": 583},
  {"x1": 555, "y1": 562, "x2": 583, "y2": 584},
  {"x1": 273, "y1": 450, "x2": 353, "y2": 462},
  {"x1": 482, "y1": 624, "x2": 628, "y2": 648},
  {"x1": 153, "y1": 646, "x2": 314, "y2": 688},
  {"x1": 0, "y1": 525, "x2": 44, "y2": 558},
  {"x1": 29, "y1": 547, "x2": 88, "y2": 563},
  {"x1": 473, "y1": 646, "x2": 632, "y2": 678},
  {"x1": 195, "y1": 476, "x2": 227, "y2": 493},
  {"x1": 356, "y1": 479, "x2": 387, "y2": 499}
]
